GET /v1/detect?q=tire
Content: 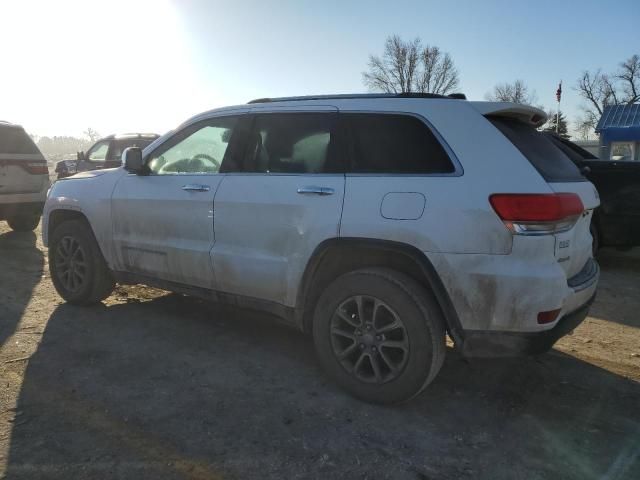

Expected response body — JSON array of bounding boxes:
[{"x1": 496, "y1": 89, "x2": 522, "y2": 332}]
[
  {"x1": 7, "y1": 214, "x2": 40, "y2": 232},
  {"x1": 312, "y1": 268, "x2": 446, "y2": 405},
  {"x1": 49, "y1": 219, "x2": 115, "y2": 305}
]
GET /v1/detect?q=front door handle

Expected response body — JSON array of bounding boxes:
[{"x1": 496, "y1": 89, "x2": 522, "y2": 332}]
[
  {"x1": 297, "y1": 186, "x2": 335, "y2": 196},
  {"x1": 182, "y1": 184, "x2": 211, "y2": 192}
]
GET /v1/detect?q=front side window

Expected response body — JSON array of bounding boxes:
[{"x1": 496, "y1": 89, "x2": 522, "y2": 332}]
[
  {"x1": 242, "y1": 113, "x2": 337, "y2": 173},
  {"x1": 610, "y1": 142, "x2": 635, "y2": 161},
  {"x1": 147, "y1": 117, "x2": 237, "y2": 175},
  {"x1": 344, "y1": 114, "x2": 455, "y2": 174},
  {"x1": 87, "y1": 141, "x2": 109, "y2": 163}
]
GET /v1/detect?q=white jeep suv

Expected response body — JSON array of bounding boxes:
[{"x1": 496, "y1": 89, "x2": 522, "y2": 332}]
[
  {"x1": 1, "y1": 121, "x2": 50, "y2": 231},
  {"x1": 43, "y1": 94, "x2": 599, "y2": 404}
]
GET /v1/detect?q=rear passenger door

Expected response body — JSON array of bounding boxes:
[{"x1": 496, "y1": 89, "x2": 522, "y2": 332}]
[
  {"x1": 211, "y1": 107, "x2": 344, "y2": 306},
  {"x1": 339, "y1": 113, "x2": 462, "y2": 252}
]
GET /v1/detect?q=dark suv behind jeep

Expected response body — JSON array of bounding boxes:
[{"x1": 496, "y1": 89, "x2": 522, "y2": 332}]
[{"x1": 55, "y1": 133, "x2": 159, "y2": 179}]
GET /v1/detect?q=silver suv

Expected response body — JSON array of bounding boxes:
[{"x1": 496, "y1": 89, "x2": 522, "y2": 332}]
[
  {"x1": 43, "y1": 94, "x2": 600, "y2": 404},
  {"x1": 0, "y1": 121, "x2": 49, "y2": 231}
]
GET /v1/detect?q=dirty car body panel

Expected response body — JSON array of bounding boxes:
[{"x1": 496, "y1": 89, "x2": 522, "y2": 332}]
[{"x1": 44, "y1": 96, "x2": 599, "y2": 360}]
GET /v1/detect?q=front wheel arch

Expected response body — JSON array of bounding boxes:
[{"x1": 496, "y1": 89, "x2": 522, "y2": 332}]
[
  {"x1": 48, "y1": 218, "x2": 115, "y2": 305},
  {"x1": 48, "y1": 209, "x2": 91, "y2": 243}
]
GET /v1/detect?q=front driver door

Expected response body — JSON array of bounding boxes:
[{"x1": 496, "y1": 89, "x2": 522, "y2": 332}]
[
  {"x1": 111, "y1": 114, "x2": 242, "y2": 289},
  {"x1": 212, "y1": 108, "x2": 345, "y2": 307}
]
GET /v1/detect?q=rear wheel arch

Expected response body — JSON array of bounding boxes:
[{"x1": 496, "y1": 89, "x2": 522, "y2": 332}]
[{"x1": 297, "y1": 238, "x2": 464, "y2": 346}]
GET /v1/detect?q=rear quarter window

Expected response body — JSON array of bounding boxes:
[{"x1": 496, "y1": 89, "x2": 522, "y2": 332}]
[
  {"x1": 489, "y1": 117, "x2": 585, "y2": 182},
  {"x1": 0, "y1": 126, "x2": 41, "y2": 155},
  {"x1": 343, "y1": 113, "x2": 455, "y2": 174}
]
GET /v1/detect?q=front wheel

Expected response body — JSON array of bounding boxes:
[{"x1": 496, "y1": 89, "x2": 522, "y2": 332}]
[
  {"x1": 49, "y1": 219, "x2": 115, "y2": 305},
  {"x1": 312, "y1": 268, "x2": 446, "y2": 405}
]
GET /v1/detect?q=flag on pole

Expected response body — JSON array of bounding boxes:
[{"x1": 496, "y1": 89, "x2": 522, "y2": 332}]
[{"x1": 556, "y1": 81, "x2": 562, "y2": 102}]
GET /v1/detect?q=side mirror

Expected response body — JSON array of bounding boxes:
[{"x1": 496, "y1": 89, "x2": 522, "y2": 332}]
[
  {"x1": 77, "y1": 151, "x2": 86, "y2": 161},
  {"x1": 122, "y1": 147, "x2": 145, "y2": 174}
]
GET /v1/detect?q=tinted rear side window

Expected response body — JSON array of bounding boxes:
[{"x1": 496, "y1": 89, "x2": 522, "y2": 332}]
[
  {"x1": 344, "y1": 114, "x2": 455, "y2": 174},
  {"x1": 0, "y1": 126, "x2": 40, "y2": 154},
  {"x1": 489, "y1": 117, "x2": 584, "y2": 182}
]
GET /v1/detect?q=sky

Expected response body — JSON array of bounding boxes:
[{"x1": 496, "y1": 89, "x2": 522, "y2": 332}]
[{"x1": 1, "y1": 0, "x2": 638, "y2": 138}]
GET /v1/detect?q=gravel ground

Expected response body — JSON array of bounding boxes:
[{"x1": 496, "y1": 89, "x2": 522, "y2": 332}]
[{"x1": 1, "y1": 222, "x2": 639, "y2": 479}]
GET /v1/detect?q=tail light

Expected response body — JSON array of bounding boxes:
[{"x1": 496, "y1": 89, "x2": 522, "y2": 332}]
[
  {"x1": 489, "y1": 193, "x2": 584, "y2": 235},
  {"x1": 537, "y1": 308, "x2": 562, "y2": 324},
  {"x1": 22, "y1": 161, "x2": 49, "y2": 175}
]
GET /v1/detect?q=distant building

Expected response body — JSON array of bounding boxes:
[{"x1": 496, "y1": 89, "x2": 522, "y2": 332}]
[
  {"x1": 574, "y1": 139, "x2": 602, "y2": 158},
  {"x1": 595, "y1": 104, "x2": 640, "y2": 161}
]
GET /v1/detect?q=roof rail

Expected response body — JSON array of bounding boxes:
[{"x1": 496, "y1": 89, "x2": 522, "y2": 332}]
[
  {"x1": 115, "y1": 132, "x2": 159, "y2": 138},
  {"x1": 247, "y1": 92, "x2": 466, "y2": 104}
]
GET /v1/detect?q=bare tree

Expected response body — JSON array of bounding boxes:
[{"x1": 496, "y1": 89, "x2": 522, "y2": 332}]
[
  {"x1": 83, "y1": 127, "x2": 101, "y2": 143},
  {"x1": 363, "y1": 35, "x2": 460, "y2": 95},
  {"x1": 618, "y1": 54, "x2": 640, "y2": 104},
  {"x1": 575, "y1": 54, "x2": 640, "y2": 134},
  {"x1": 415, "y1": 45, "x2": 460, "y2": 94},
  {"x1": 36, "y1": 135, "x2": 94, "y2": 163},
  {"x1": 485, "y1": 80, "x2": 538, "y2": 105},
  {"x1": 574, "y1": 115, "x2": 595, "y2": 141},
  {"x1": 576, "y1": 70, "x2": 617, "y2": 119}
]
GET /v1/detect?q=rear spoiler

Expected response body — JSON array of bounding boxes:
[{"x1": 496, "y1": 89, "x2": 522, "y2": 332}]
[{"x1": 470, "y1": 102, "x2": 547, "y2": 128}]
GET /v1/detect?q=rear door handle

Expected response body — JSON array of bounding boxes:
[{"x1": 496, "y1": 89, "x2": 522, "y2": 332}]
[
  {"x1": 297, "y1": 186, "x2": 335, "y2": 196},
  {"x1": 182, "y1": 184, "x2": 211, "y2": 192}
]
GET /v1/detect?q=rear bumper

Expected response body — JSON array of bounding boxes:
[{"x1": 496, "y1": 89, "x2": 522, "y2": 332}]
[
  {"x1": 460, "y1": 293, "x2": 596, "y2": 357},
  {"x1": 0, "y1": 187, "x2": 48, "y2": 211},
  {"x1": 0, "y1": 201, "x2": 44, "y2": 220},
  {"x1": 426, "y1": 238, "x2": 600, "y2": 332}
]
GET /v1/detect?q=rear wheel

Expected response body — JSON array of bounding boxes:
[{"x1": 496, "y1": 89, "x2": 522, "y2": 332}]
[
  {"x1": 49, "y1": 220, "x2": 115, "y2": 305},
  {"x1": 312, "y1": 268, "x2": 446, "y2": 405},
  {"x1": 7, "y1": 214, "x2": 40, "y2": 232}
]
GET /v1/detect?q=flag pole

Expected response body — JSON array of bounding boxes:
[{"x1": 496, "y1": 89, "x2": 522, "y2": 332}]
[{"x1": 556, "y1": 80, "x2": 561, "y2": 134}]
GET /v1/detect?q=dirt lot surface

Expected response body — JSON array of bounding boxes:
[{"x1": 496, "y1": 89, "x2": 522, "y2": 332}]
[{"x1": 1, "y1": 222, "x2": 639, "y2": 479}]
